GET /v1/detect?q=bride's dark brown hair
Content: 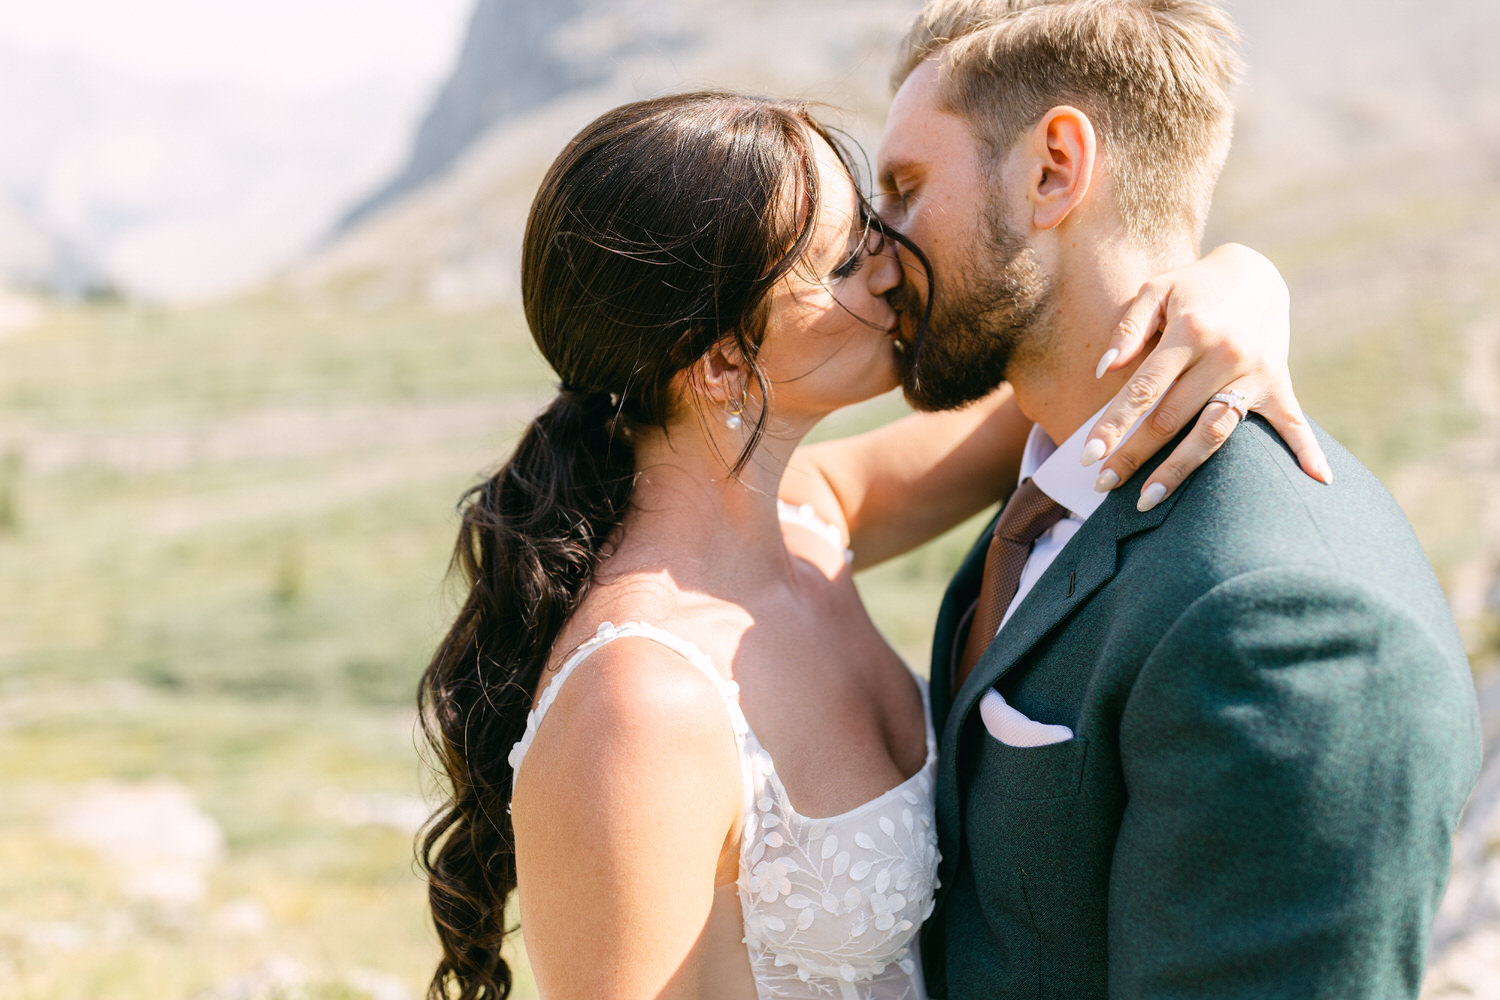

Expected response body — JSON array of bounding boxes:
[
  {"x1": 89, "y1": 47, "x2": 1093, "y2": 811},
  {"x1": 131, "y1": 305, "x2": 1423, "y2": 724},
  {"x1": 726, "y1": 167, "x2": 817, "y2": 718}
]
[{"x1": 417, "y1": 91, "x2": 886, "y2": 999}]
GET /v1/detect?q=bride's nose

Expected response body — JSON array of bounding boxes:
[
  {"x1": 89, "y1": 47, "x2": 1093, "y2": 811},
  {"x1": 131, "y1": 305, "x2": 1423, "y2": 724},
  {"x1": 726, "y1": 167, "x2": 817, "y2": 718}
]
[{"x1": 864, "y1": 230, "x2": 902, "y2": 300}]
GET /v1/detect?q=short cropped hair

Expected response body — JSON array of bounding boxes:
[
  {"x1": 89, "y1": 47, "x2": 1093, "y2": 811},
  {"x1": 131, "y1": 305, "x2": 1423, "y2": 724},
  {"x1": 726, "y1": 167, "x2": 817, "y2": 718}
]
[{"x1": 893, "y1": 0, "x2": 1242, "y2": 246}]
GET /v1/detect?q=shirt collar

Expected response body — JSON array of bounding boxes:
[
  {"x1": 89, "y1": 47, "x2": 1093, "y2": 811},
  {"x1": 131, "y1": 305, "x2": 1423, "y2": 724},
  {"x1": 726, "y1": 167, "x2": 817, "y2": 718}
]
[{"x1": 1018, "y1": 398, "x2": 1155, "y2": 522}]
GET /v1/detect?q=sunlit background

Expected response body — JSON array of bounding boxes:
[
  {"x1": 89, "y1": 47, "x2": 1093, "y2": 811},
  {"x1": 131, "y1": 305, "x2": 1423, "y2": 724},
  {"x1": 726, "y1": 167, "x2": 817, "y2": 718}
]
[{"x1": 2, "y1": 1, "x2": 1498, "y2": 997}]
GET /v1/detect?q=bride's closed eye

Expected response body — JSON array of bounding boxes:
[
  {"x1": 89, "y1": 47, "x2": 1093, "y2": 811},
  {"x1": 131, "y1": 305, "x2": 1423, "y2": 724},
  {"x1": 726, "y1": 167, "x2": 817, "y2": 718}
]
[
  {"x1": 830, "y1": 217, "x2": 886, "y2": 280},
  {"x1": 831, "y1": 248, "x2": 868, "y2": 279}
]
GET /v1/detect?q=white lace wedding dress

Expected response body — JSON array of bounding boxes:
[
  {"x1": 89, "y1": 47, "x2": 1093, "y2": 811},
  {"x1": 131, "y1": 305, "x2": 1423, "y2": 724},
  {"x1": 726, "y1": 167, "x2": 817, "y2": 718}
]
[{"x1": 508, "y1": 511, "x2": 940, "y2": 999}]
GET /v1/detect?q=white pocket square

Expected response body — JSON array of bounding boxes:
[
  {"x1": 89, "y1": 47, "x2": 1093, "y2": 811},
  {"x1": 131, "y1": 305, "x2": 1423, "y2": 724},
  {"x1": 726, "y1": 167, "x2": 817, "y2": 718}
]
[{"x1": 979, "y1": 689, "x2": 1073, "y2": 747}]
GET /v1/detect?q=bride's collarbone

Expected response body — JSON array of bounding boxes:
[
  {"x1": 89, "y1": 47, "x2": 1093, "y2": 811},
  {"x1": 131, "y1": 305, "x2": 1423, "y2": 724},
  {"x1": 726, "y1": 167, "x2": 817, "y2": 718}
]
[{"x1": 554, "y1": 570, "x2": 914, "y2": 721}]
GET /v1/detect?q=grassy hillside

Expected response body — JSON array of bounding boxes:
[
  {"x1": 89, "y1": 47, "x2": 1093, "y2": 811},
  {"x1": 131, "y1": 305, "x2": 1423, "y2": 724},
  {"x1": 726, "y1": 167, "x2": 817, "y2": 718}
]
[
  {"x1": 0, "y1": 299, "x2": 546, "y2": 999},
  {"x1": 0, "y1": 266, "x2": 1490, "y2": 997}
]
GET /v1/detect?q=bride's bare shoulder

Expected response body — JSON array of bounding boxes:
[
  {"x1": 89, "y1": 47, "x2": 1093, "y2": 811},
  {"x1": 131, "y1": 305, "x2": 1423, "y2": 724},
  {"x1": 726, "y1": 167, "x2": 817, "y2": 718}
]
[
  {"x1": 510, "y1": 630, "x2": 747, "y2": 999},
  {"x1": 521, "y1": 631, "x2": 740, "y2": 792}
]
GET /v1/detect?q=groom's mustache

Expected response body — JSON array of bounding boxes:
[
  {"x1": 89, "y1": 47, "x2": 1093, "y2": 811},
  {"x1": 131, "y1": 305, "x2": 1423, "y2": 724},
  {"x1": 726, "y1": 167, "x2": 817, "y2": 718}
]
[
  {"x1": 886, "y1": 280, "x2": 923, "y2": 319},
  {"x1": 885, "y1": 278, "x2": 932, "y2": 364}
]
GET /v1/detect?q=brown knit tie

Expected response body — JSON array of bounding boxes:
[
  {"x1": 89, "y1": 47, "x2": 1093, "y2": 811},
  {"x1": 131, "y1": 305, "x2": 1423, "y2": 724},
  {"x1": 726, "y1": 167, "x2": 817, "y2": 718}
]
[{"x1": 954, "y1": 479, "x2": 1069, "y2": 692}]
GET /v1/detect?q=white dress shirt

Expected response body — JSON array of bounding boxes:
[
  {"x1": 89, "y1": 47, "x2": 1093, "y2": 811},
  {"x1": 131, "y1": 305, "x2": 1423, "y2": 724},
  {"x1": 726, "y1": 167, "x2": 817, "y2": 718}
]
[
  {"x1": 995, "y1": 402, "x2": 1150, "y2": 633},
  {"x1": 974, "y1": 403, "x2": 1153, "y2": 745}
]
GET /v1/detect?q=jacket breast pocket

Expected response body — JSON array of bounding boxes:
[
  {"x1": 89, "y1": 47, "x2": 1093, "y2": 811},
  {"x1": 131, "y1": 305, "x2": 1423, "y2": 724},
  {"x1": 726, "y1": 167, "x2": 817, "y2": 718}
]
[{"x1": 977, "y1": 734, "x2": 1089, "y2": 801}]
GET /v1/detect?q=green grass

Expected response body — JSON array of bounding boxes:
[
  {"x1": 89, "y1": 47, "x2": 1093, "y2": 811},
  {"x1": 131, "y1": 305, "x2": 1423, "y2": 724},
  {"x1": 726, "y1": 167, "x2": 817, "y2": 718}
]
[
  {"x1": 0, "y1": 693, "x2": 447, "y2": 999},
  {"x1": 0, "y1": 298, "x2": 545, "y2": 1000},
  {"x1": 1294, "y1": 303, "x2": 1476, "y2": 474},
  {"x1": 0, "y1": 297, "x2": 551, "y2": 431},
  {"x1": 1286, "y1": 286, "x2": 1484, "y2": 595},
  {"x1": 0, "y1": 267, "x2": 1485, "y2": 998}
]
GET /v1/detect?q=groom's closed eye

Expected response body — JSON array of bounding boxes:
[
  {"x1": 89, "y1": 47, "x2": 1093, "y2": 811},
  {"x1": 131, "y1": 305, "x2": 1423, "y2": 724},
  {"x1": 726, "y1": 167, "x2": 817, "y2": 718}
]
[
  {"x1": 877, "y1": 184, "x2": 910, "y2": 216},
  {"x1": 875, "y1": 178, "x2": 906, "y2": 218}
]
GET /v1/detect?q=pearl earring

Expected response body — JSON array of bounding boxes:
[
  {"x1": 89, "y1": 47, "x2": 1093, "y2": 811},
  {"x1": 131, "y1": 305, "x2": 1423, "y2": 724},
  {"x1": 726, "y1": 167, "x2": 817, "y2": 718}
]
[{"x1": 725, "y1": 390, "x2": 746, "y2": 430}]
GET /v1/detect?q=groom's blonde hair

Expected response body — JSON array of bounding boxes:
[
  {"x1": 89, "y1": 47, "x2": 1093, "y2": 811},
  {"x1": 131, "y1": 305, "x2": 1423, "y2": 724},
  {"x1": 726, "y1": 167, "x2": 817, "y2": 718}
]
[{"x1": 894, "y1": 0, "x2": 1242, "y2": 246}]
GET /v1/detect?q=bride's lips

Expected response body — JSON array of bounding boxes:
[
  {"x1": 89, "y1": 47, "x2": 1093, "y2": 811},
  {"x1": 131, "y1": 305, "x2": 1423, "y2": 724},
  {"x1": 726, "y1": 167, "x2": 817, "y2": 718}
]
[{"x1": 887, "y1": 311, "x2": 915, "y2": 344}]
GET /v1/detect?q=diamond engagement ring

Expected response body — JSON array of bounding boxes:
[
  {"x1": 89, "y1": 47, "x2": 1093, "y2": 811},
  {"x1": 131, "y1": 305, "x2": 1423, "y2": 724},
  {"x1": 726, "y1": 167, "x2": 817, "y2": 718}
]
[{"x1": 1209, "y1": 389, "x2": 1248, "y2": 421}]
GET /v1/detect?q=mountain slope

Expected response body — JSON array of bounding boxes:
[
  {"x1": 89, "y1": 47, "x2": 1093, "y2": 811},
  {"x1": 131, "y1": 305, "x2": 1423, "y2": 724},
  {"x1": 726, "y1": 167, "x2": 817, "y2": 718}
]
[
  {"x1": 0, "y1": 44, "x2": 433, "y2": 301},
  {"x1": 289, "y1": 0, "x2": 924, "y2": 306},
  {"x1": 294, "y1": 0, "x2": 1500, "y2": 313},
  {"x1": 0, "y1": 191, "x2": 102, "y2": 297},
  {"x1": 336, "y1": 0, "x2": 602, "y2": 231}
]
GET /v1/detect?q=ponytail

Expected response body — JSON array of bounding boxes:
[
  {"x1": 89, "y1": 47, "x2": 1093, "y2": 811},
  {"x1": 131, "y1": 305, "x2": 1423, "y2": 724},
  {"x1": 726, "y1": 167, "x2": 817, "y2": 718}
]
[{"x1": 417, "y1": 389, "x2": 633, "y2": 1000}]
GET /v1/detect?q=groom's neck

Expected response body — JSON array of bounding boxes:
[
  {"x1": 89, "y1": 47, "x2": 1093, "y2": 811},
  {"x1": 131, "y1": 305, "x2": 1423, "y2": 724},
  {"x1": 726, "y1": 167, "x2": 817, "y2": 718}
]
[{"x1": 1010, "y1": 241, "x2": 1193, "y2": 446}]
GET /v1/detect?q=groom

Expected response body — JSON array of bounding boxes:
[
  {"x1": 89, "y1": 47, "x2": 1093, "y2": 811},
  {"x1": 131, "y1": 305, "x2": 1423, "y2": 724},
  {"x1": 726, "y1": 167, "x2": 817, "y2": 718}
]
[{"x1": 875, "y1": 0, "x2": 1482, "y2": 996}]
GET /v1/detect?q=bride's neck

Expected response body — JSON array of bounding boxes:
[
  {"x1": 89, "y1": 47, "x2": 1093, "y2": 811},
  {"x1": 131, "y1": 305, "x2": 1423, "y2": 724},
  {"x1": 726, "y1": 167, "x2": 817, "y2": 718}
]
[{"x1": 621, "y1": 420, "x2": 802, "y2": 584}]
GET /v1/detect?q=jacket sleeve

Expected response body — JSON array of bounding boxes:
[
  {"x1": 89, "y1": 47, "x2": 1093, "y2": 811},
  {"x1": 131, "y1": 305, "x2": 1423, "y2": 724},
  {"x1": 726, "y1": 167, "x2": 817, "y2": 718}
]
[{"x1": 1109, "y1": 565, "x2": 1479, "y2": 999}]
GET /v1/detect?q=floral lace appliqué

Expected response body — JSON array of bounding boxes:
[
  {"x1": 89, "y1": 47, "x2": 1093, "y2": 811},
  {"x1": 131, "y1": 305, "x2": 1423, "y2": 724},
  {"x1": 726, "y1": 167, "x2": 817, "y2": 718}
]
[{"x1": 736, "y1": 685, "x2": 938, "y2": 1000}]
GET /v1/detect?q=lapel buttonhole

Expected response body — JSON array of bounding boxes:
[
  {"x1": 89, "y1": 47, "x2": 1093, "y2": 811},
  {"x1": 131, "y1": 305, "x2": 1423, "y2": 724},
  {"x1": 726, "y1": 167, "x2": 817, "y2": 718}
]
[{"x1": 1066, "y1": 571, "x2": 1076, "y2": 598}]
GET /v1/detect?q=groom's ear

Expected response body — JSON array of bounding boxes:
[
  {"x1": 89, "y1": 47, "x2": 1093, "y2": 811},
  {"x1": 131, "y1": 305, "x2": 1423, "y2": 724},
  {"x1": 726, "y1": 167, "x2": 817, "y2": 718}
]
[{"x1": 1025, "y1": 106, "x2": 1096, "y2": 231}]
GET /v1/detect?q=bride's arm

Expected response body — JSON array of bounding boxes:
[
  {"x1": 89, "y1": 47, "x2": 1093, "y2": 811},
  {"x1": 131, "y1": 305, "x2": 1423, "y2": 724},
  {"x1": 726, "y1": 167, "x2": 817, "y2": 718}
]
[
  {"x1": 784, "y1": 384, "x2": 1030, "y2": 571},
  {"x1": 784, "y1": 243, "x2": 1330, "y2": 570},
  {"x1": 511, "y1": 642, "x2": 743, "y2": 999}
]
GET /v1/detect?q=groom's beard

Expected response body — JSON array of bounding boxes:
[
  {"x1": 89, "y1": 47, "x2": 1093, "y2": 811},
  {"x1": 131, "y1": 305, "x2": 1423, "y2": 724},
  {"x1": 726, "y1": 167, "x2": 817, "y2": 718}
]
[{"x1": 894, "y1": 206, "x2": 1053, "y2": 413}]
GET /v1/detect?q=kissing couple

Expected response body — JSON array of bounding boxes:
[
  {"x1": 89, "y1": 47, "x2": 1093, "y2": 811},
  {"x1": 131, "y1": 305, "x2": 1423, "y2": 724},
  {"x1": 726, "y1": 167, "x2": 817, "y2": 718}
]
[{"x1": 417, "y1": 1, "x2": 1482, "y2": 997}]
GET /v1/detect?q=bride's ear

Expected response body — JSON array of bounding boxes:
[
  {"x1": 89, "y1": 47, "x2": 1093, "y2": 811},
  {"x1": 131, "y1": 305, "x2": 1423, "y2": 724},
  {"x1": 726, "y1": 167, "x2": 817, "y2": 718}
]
[{"x1": 692, "y1": 340, "x2": 750, "y2": 408}]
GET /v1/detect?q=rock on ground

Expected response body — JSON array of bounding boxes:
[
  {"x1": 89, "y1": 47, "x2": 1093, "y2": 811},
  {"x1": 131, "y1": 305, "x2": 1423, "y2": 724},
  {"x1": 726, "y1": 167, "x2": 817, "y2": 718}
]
[{"x1": 49, "y1": 777, "x2": 225, "y2": 905}]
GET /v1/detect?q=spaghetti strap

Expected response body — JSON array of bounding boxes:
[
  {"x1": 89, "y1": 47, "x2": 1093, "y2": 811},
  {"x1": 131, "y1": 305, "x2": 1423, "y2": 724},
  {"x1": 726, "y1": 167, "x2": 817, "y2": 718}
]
[
  {"x1": 508, "y1": 621, "x2": 750, "y2": 786},
  {"x1": 778, "y1": 499, "x2": 854, "y2": 564}
]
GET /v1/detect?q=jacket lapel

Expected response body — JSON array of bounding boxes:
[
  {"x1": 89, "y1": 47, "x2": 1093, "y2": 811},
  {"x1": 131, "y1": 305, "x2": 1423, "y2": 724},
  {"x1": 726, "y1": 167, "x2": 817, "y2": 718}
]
[
  {"x1": 948, "y1": 507, "x2": 1118, "y2": 729},
  {"x1": 931, "y1": 484, "x2": 1183, "y2": 902},
  {"x1": 928, "y1": 510, "x2": 997, "y2": 739}
]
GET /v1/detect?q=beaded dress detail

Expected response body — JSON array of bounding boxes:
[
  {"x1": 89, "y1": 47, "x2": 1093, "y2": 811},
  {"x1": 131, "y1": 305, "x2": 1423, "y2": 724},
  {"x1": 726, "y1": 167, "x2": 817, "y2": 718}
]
[{"x1": 509, "y1": 616, "x2": 938, "y2": 1000}]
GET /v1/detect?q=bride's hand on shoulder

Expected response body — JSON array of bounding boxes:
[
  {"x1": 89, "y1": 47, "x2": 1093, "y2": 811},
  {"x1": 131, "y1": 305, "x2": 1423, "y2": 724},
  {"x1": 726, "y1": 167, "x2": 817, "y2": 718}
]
[{"x1": 1085, "y1": 242, "x2": 1333, "y2": 511}]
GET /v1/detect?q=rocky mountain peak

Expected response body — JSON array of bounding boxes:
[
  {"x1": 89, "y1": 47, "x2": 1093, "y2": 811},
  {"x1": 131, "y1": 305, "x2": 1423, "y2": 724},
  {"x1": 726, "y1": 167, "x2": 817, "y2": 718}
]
[{"x1": 337, "y1": 0, "x2": 603, "y2": 231}]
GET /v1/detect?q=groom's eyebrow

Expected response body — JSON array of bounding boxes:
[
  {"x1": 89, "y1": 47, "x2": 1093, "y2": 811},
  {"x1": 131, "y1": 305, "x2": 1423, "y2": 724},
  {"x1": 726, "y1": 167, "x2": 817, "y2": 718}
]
[{"x1": 876, "y1": 157, "x2": 915, "y2": 192}]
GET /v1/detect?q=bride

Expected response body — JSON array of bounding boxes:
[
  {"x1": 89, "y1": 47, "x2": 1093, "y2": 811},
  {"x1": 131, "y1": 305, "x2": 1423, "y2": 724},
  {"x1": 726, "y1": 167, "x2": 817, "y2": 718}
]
[{"x1": 416, "y1": 92, "x2": 1323, "y2": 999}]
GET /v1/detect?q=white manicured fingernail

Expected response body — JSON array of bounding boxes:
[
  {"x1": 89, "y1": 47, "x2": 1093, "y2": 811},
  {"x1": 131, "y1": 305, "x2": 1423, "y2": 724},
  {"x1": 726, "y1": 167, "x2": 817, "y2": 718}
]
[
  {"x1": 1318, "y1": 458, "x2": 1334, "y2": 484},
  {"x1": 1137, "y1": 482, "x2": 1167, "y2": 512},
  {"x1": 1094, "y1": 348, "x2": 1119, "y2": 380},
  {"x1": 1080, "y1": 438, "x2": 1108, "y2": 467},
  {"x1": 1093, "y1": 468, "x2": 1120, "y2": 492}
]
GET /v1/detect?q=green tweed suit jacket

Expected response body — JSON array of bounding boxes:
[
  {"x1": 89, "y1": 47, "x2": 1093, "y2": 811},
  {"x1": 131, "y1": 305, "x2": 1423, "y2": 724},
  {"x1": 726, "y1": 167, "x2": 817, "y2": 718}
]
[{"x1": 922, "y1": 417, "x2": 1482, "y2": 999}]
